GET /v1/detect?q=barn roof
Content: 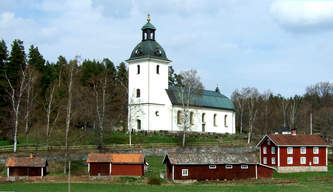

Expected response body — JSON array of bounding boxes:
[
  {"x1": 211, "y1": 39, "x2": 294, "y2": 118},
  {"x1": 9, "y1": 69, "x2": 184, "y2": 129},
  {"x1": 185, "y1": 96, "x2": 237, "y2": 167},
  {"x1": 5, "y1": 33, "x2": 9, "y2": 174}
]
[
  {"x1": 87, "y1": 153, "x2": 145, "y2": 164},
  {"x1": 6, "y1": 157, "x2": 48, "y2": 167},
  {"x1": 162, "y1": 153, "x2": 259, "y2": 165},
  {"x1": 112, "y1": 154, "x2": 145, "y2": 164},
  {"x1": 87, "y1": 153, "x2": 113, "y2": 163},
  {"x1": 256, "y1": 134, "x2": 330, "y2": 147}
]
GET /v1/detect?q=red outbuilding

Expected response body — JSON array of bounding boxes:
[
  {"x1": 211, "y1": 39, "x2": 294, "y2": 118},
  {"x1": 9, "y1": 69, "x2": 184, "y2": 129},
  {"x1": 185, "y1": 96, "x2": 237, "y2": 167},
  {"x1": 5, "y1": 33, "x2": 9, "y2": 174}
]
[
  {"x1": 87, "y1": 153, "x2": 145, "y2": 178},
  {"x1": 6, "y1": 153, "x2": 48, "y2": 181},
  {"x1": 162, "y1": 153, "x2": 274, "y2": 181},
  {"x1": 256, "y1": 129, "x2": 330, "y2": 173}
]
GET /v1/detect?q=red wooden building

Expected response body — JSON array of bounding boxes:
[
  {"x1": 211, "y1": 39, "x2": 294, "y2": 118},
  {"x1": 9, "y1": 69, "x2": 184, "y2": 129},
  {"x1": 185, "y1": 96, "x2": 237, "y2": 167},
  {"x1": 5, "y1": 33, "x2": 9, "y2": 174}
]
[
  {"x1": 87, "y1": 153, "x2": 145, "y2": 178},
  {"x1": 162, "y1": 153, "x2": 274, "y2": 181},
  {"x1": 256, "y1": 130, "x2": 330, "y2": 173},
  {"x1": 6, "y1": 153, "x2": 48, "y2": 181}
]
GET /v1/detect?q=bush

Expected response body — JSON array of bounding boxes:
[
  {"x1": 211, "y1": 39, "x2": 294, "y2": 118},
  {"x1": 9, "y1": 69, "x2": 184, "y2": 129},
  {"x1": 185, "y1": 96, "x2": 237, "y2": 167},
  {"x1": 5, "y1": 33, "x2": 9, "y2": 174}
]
[{"x1": 148, "y1": 176, "x2": 161, "y2": 185}]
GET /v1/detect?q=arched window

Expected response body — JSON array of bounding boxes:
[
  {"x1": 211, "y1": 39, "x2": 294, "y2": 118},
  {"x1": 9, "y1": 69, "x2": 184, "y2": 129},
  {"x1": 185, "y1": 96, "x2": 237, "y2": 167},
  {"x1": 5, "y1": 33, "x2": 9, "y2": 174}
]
[
  {"x1": 177, "y1": 111, "x2": 182, "y2": 124},
  {"x1": 190, "y1": 112, "x2": 194, "y2": 125},
  {"x1": 136, "y1": 89, "x2": 140, "y2": 98},
  {"x1": 224, "y1": 115, "x2": 228, "y2": 127},
  {"x1": 137, "y1": 120, "x2": 141, "y2": 130},
  {"x1": 214, "y1": 114, "x2": 217, "y2": 126},
  {"x1": 137, "y1": 65, "x2": 140, "y2": 74},
  {"x1": 156, "y1": 65, "x2": 160, "y2": 74},
  {"x1": 202, "y1": 113, "x2": 206, "y2": 122}
]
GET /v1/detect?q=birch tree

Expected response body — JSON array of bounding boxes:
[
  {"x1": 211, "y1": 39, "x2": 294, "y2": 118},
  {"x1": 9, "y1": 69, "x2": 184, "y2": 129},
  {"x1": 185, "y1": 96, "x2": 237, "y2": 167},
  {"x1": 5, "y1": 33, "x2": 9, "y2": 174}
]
[
  {"x1": 5, "y1": 39, "x2": 27, "y2": 152},
  {"x1": 231, "y1": 89, "x2": 246, "y2": 134},
  {"x1": 243, "y1": 87, "x2": 261, "y2": 144},
  {"x1": 176, "y1": 69, "x2": 203, "y2": 147}
]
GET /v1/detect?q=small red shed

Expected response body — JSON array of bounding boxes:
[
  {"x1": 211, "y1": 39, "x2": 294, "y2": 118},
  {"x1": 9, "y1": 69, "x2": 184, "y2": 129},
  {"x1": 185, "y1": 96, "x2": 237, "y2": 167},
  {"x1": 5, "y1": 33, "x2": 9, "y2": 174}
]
[
  {"x1": 87, "y1": 153, "x2": 145, "y2": 178},
  {"x1": 6, "y1": 153, "x2": 48, "y2": 181},
  {"x1": 162, "y1": 153, "x2": 274, "y2": 181}
]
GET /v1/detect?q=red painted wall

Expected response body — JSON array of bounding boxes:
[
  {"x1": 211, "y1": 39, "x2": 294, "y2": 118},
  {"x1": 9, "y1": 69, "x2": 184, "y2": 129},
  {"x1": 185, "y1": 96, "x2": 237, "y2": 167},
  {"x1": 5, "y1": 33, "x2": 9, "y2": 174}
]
[
  {"x1": 111, "y1": 164, "x2": 144, "y2": 176},
  {"x1": 279, "y1": 147, "x2": 326, "y2": 166},
  {"x1": 257, "y1": 165, "x2": 273, "y2": 178},
  {"x1": 9, "y1": 167, "x2": 42, "y2": 176},
  {"x1": 90, "y1": 163, "x2": 110, "y2": 176},
  {"x1": 173, "y1": 164, "x2": 257, "y2": 180},
  {"x1": 260, "y1": 138, "x2": 278, "y2": 167}
]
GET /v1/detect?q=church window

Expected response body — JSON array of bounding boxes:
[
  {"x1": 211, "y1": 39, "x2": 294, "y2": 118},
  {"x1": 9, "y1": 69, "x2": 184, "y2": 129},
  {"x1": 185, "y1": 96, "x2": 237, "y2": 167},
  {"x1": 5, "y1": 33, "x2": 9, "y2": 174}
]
[
  {"x1": 177, "y1": 111, "x2": 182, "y2": 124},
  {"x1": 137, "y1": 120, "x2": 141, "y2": 130},
  {"x1": 202, "y1": 113, "x2": 206, "y2": 122},
  {"x1": 137, "y1": 65, "x2": 140, "y2": 74},
  {"x1": 136, "y1": 89, "x2": 141, "y2": 98},
  {"x1": 156, "y1": 65, "x2": 160, "y2": 74},
  {"x1": 214, "y1": 114, "x2": 217, "y2": 126},
  {"x1": 190, "y1": 112, "x2": 194, "y2": 125},
  {"x1": 224, "y1": 115, "x2": 228, "y2": 127}
]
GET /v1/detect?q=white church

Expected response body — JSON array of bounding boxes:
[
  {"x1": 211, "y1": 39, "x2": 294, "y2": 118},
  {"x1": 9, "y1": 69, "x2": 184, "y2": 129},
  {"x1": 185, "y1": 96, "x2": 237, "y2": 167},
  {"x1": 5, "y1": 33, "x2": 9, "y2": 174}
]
[{"x1": 126, "y1": 16, "x2": 236, "y2": 134}]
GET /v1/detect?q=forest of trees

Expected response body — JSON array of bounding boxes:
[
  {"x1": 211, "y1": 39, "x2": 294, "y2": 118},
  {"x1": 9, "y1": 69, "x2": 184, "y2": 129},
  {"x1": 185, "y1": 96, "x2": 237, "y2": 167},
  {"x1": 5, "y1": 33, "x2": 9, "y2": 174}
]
[
  {"x1": 0, "y1": 38, "x2": 332, "y2": 151},
  {"x1": 231, "y1": 83, "x2": 333, "y2": 143},
  {"x1": 0, "y1": 39, "x2": 129, "y2": 152}
]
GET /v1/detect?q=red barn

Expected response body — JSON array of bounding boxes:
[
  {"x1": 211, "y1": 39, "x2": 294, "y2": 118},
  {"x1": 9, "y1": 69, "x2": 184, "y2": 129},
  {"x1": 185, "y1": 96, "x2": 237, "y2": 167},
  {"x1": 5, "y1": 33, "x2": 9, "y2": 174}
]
[
  {"x1": 6, "y1": 153, "x2": 48, "y2": 181},
  {"x1": 256, "y1": 130, "x2": 330, "y2": 173},
  {"x1": 87, "y1": 153, "x2": 145, "y2": 178},
  {"x1": 162, "y1": 153, "x2": 274, "y2": 181}
]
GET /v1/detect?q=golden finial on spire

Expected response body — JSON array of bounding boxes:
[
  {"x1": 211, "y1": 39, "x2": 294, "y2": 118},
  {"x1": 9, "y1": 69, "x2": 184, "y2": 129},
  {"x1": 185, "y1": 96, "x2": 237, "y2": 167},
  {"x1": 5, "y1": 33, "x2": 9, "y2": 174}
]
[{"x1": 147, "y1": 14, "x2": 151, "y2": 21}]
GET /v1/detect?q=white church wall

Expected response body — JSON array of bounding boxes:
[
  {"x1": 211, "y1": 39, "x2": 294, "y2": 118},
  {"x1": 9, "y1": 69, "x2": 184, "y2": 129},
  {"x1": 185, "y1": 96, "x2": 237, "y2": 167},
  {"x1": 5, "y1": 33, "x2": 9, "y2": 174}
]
[{"x1": 171, "y1": 106, "x2": 235, "y2": 134}]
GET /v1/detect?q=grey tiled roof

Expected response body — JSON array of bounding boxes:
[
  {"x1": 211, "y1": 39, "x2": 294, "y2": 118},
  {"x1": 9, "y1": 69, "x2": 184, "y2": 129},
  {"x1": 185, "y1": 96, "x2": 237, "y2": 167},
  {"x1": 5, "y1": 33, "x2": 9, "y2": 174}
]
[{"x1": 163, "y1": 153, "x2": 259, "y2": 165}]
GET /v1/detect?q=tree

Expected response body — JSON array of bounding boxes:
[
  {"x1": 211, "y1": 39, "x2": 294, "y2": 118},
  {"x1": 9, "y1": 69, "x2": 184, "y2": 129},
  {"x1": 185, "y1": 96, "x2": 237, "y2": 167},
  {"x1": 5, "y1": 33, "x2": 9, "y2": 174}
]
[
  {"x1": 313, "y1": 108, "x2": 333, "y2": 138},
  {"x1": 63, "y1": 56, "x2": 81, "y2": 173},
  {"x1": 83, "y1": 58, "x2": 116, "y2": 151},
  {"x1": 231, "y1": 88, "x2": 246, "y2": 134},
  {"x1": 5, "y1": 39, "x2": 27, "y2": 152},
  {"x1": 175, "y1": 69, "x2": 204, "y2": 147},
  {"x1": 0, "y1": 40, "x2": 9, "y2": 133},
  {"x1": 243, "y1": 87, "x2": 261, "y2": 143},
  {"x1": 276, "y1": 94, "x2": 290, "y2": 127},
  {"x1": 168, "y1": 66, "x2": 182, "y2": 86}
]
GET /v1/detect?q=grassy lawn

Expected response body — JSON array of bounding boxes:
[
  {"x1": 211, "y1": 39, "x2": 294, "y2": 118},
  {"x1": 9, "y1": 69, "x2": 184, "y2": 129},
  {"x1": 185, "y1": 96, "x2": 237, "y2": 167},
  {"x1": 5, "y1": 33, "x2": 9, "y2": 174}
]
[{"x1": 1, "y1": 182, "x2": 333, "y2": 192}]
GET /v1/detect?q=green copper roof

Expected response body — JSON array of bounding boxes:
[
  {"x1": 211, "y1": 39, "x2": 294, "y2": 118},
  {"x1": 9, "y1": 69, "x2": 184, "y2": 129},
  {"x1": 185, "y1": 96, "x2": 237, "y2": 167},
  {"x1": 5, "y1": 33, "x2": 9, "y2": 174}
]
[
  {"x1": 166, "y1": 86, "x2": 235, "y2": 111},
  {"x1": 127, "y1": 40, "x2": 170, "y2": 61},
  {"x1": 141, "y1": 21, "x2": 156, "y2": 30}
]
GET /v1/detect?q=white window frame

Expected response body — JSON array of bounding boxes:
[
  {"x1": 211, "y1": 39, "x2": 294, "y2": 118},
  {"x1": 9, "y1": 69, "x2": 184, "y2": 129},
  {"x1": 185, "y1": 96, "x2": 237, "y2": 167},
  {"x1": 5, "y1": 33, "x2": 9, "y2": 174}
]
[
  {"x1": 241, "y1": 165, "x2": 248, "y2": 169},
  {"x1": 209, "y1": 165, "x2": 216, "y2": 169},
  {"x1": 271, "y1": 147, "x2": 275, "y2": 154},
  {"x1": 313, "y1": 147, "x2": 319, "y2": 154},
  {"x1": 287, "y1": 157, "x2": 293, "y2": 164},
  {"x1": 267, "y1": 139, "x2": 271, "y2": 145},
  {"x1": 182, "y1": 169, "x2": 188, "y2": 176},
  {"x1": 225, "y1": 165, "x2": 233, "y2": 169},
  {"x1": 301, "y1": 147, "x2": 306, "y2": 154},
  {"x1": 271, "y1": 157, "x2": 275, "y2": 165},
  {"x1": 300, "y1": 157, "x2": 306, "y2": 164},
  {"x1": 263, "y1": 157, "x2": 267, "y2": 164},
  {"x1": 263, "y1": 147, "x2": 267, "y2": 154},
  {"x1": 287, "y1": 147, "x2": 293, "y2": 154},
  {"x1": 313, "y1": 157, "x2": 319, "y2": 164}
]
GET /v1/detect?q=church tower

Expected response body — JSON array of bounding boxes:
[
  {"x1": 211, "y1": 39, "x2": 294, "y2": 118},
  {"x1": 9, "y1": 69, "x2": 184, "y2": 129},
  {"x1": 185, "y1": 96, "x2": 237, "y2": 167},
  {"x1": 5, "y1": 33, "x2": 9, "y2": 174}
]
[{"x1": 126, "y1": 15, "x2": 172, "y2": 131}]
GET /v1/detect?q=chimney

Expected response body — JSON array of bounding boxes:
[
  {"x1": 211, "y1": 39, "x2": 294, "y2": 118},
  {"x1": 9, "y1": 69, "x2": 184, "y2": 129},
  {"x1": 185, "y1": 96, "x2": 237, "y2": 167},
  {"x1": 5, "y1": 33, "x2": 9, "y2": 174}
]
[
  {"x1": 291, "y1": 128, "x2": 297, "y2": 136},
  {"x1": 30, "y1": 152, "x2": 33, "y2": 159}
]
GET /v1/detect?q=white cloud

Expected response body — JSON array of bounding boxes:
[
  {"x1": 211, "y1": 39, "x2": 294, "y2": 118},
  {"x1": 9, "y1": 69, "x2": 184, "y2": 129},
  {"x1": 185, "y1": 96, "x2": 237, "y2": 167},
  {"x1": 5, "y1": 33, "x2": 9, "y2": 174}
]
[{"x1": 270, "y1": 1, "x2": 333, "y2": 33}]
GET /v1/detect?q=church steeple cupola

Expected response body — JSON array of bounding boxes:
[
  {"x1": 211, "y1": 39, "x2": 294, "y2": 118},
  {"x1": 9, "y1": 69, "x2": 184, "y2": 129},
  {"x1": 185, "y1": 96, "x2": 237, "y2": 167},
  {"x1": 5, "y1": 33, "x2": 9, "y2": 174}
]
[
  {"x1": 141, "y1": 14, "x2": 156, "y2": 41},
  {"x1": 127, "y1": 14, "x2": 170, "y2": 62}
]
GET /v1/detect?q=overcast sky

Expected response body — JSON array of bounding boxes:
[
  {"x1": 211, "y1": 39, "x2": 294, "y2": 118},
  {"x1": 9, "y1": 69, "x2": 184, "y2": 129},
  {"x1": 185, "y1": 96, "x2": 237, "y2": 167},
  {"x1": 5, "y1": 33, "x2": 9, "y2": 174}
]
[{"x1": 1, "y1": 0, "x2": 333, "y2": 98}]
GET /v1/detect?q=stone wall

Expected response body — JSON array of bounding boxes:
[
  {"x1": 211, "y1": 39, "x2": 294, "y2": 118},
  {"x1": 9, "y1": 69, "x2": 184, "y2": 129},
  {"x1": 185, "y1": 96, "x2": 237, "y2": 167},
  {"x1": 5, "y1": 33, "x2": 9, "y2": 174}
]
[
  {"x1": 277, "y1": 166, "x2": 328, "y2": 173},
  {"x1": 0, "y1": 146, "x2": 258, "y2": 164}
]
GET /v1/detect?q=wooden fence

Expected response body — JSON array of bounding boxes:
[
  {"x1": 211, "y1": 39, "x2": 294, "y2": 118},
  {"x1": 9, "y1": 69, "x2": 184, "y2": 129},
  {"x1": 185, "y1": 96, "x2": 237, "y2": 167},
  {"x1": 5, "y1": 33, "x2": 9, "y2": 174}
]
[
  {"x1": 307, "y1": 176, "x2": 333, "y2": 183},
  {"x1": 0, "y1": 140, "x2": 247, "y2": 152}
]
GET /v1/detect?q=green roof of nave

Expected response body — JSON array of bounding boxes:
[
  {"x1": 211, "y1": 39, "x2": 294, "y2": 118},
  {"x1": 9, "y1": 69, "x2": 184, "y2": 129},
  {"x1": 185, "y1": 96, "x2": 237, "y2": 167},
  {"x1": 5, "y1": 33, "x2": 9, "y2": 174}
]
[{"x1": 166, "y1": 86, "x2": 235, "y2": 111}]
